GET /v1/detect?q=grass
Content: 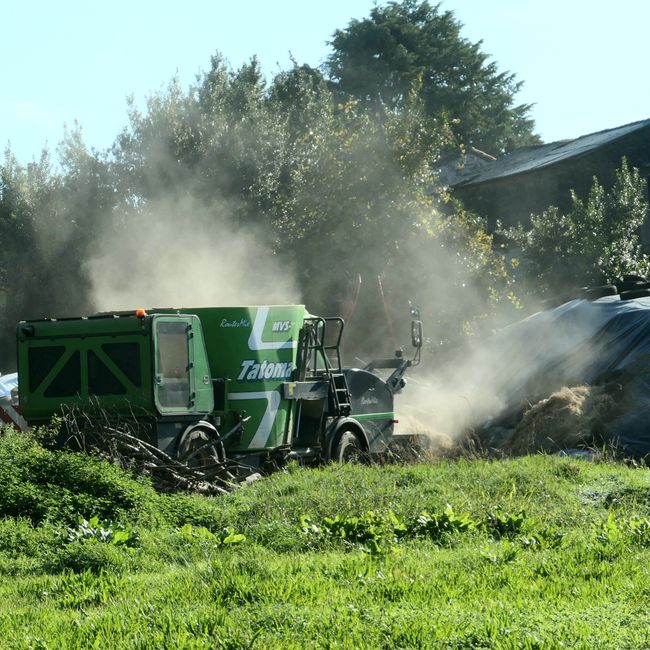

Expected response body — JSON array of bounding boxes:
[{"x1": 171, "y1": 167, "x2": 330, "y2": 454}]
[{"x1": 2, "y1": 430, "x2": 650, "y2": 647}]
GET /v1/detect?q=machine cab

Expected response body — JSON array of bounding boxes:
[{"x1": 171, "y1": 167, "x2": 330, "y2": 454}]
[
  {"x1": 17, "y1": 312, "x2": 214, "y2": 425},
  {"x1": 152, "y1": 315, "x2": 213, "y2": 415}
]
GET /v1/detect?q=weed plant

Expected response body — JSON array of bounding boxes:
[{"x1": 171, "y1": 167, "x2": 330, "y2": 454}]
[{"x1": 2, "y1": 429, "x2": 650, "y2": 647}]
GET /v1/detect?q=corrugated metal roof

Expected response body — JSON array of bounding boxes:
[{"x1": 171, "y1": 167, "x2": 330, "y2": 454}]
[{"x1": 452, "y1": 119, "x2": 650, "y2": 187}]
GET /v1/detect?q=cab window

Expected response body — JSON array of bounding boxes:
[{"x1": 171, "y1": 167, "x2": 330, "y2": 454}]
[{"x1": 155, "y1": 321, "x2": 190, "y2": 408}]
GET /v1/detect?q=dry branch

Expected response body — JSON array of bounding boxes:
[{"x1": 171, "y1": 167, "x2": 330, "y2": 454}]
[{"x1": 60, "y1": 403, "x2": 236, "y2": 495}]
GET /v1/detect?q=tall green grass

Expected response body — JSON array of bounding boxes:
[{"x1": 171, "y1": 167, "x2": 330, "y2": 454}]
[{"x1": 2, "y1": 429, "x2": 650, "y2": 648}]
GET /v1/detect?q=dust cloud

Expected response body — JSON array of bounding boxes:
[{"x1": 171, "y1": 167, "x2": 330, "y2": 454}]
[
  {"x1": 27, "y1": 73, "x2": 591, "y2": 449},
  {"x1": 84, "y1": 195, "x2": 300, "y2": 312},
  {"x1": 394, "y1": 299, "x2": 607, "y2": 444}
]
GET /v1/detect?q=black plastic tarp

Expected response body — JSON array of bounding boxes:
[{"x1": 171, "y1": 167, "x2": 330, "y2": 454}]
[{"x1": 494, "y1": 295, "x2": 650, "y2": 456}]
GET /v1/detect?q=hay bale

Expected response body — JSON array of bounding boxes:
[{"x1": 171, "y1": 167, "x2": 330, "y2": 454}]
[{"x1": 508, "y1": 385, "x2": 617, "y2": 454}]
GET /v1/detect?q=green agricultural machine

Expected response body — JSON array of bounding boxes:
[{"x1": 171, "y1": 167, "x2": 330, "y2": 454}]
[{"x1": 16, "y1": 305, "x2": 422, "y2": 473}]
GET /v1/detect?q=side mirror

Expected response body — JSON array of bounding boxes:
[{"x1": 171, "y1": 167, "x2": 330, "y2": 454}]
[{"x1": 411, "y1": 320, "x2": 423, "y2": 348}]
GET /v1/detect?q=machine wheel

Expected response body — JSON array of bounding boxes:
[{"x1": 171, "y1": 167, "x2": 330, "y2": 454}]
[
  {"x1": 178, "y1": 427, "x2": 224, "y2": 468},
  {"x1": 580, "y1": 285, "x2": 617, "y2": 300},
  {"x1": 622, "y1": 274, "x2": 647, "y2": 283},
  {"x1": 333, "y1": 431, "x2": 366, "y2": 464},
  {"x1": 620, "y1": 288, "x2": 650, "y2": 301}
]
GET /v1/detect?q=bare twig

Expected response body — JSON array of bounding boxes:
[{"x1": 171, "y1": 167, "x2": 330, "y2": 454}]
[{"x1": 59, "y1": 402, "x2": 237, "y2": 494}]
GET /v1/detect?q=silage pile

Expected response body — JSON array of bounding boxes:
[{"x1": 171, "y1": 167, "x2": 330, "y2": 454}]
[
  {"x1": 373, "y1": 296, "x2": 650, "y2": 458},
  {"x1": 481, "y1": 352, "x2": 650, "y2": 456},
  {"x1": 458, "y1": 297, "x2": 650, "y2": 458},
  {"x1": 506, "y1": 384, "x2": 618, "y2": 454}
]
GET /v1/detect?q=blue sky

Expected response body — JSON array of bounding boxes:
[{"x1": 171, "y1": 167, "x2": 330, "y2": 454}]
[{"x1": 3, "y1": 0, "x2": 649, "y2": 163}]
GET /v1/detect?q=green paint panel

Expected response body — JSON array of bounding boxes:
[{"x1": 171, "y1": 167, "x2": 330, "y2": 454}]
[
  {"x1": 18, "y1": 313, "x2": 215, "y2": 424},
  {"x1": 18, "y1": 306, "x2": 308, "y2": 453},
  {"x1": 17, "y1": 315, "x2": 154, "y2": 422},
  {"x1": 181, "y1": 306, "x2": 307, "y2": 451},
  {"x1": 354, "y1": 412, "x2": 395, "y2": 421}
]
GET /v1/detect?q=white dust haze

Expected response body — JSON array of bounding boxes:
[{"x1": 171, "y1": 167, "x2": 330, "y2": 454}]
[
  {"x1": 85, "y1": 195, "x2": 300, "y2": 311},
  {"x1": 394, "y1": 299, "x2": 607, "y2": 444},
  {"x1": 60, "y1": 128, "x2": 596, "y2": 451}
]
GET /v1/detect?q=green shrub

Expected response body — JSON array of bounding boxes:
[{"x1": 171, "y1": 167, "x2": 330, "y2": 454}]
[
  {"x1": 50, "y1": 538, "x2": 133, "y2": 574},
  {"x1": 0, "y1": 517, "x2": 58, "y2": 557},
  {"x1": 0, "y1": 430, "x2": 157, "y2": 525},
  {"x1": 505, "y1": 159, "x2": 650, "y2": 297}
]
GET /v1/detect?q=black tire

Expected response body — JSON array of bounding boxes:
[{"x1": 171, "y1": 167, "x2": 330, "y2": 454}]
[
  {"x1": 622, "y1": 274, "x2": 647, "y2": 283},
  {"x1": 580, "y1": 285, "x2": 617, "y2": 300},
  {"x1": 620, "y1": 289, "x2": 650, "y2": 301},
  {"x1": 333, "y1": 431, "x2": 366, "y2": 464},
  {"x1": 617, "y1": 281, "x2": 649, "y2": 292},
  {"x1": 178, "y1": 427, "x2": 224, "y2": 468}
]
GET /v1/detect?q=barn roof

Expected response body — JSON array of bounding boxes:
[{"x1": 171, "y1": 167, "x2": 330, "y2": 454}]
[{"x1": 452, "y1": 119, "x2": 650, "y2": 188}]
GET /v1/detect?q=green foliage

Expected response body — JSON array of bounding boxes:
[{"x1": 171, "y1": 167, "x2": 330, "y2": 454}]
[
  {"x1": 158, "y1": 492, "x2": 237, "y2": 530},
  {"x1": 505, "y1": 159, "x2": 650, "y2": 296},
  {"x1": 0, "y1": 429, "x2": 155, "y2": 525},
  {"x1": 0, "y1": 431, "x2": 248, "y2": 574},
  {"x1": 300, "y1": 505, "x2": 544, "y2": 554},
  {"x1": 482, "y1": 508, "x2": 526, "y2": 539},
  {"x1": 407, "y1": 504, "x2": 477, "y2": 539},
  {"x1": 595, "y1": 512, "x2": 650, "y2": 551},
  {"x1": 66, "y1": 516, "x2": 140, "y2": 548},
  {"x1": 51, "y1": 539, "x2": 134, "y2": 575},
  {"x1": 0, "y1": 517, "x2": 59, "y2": 558},
  {"x1": 0, "y1": 24, "x2": 519, "y2": 363},
  {"x1": 326, "y1": 0, "x2": 539, "y2": 154},
  {"x1": 50, "y1": 569, "x2": 126, "y2": 609},
  {"x1": 0, "y1": 135, "x2": 111, "y2": 364},
  {"x1": 3, "y1": 456, "x2": 650, "y2": 646},
  {"x1": 301, "y1": 511, "x2": 397, "y2": 555},
  {"x1": 177, "y1": 524, "x2": 245, "y2": 546}
]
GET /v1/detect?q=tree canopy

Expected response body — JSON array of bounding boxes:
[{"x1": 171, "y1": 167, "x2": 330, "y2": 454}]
[
  {"x1": 3, "y1": 2, "x2": 648, "y2": 372},
  {"x1": 0, "y1": 2, "x2": 572, "y2": 367},
  {"x1": 326, "y1": 0, "x2": 539, "y2": 155},
  {"x1": 504, "y1": 159, "x2": 650, "y2": 297},
  {"x1": 0, "y1": 48, "x2": 515, "y2": 366}
]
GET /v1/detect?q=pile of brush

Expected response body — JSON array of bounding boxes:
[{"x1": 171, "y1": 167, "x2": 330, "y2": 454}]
[{"x1": 59, "y1": 405, "x2": 239, "y2": 494}]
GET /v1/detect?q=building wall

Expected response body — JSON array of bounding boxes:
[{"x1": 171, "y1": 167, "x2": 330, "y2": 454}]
[{"x1": 453, "y1": 131, "x2": 650, "y2": 240}]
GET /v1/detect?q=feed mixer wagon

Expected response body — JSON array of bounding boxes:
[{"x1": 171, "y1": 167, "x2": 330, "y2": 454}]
[{"x1": 17, "y1": 305, "x2": 423, "y2": 473}]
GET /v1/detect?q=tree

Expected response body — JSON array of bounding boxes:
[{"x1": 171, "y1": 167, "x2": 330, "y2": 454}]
[
  {"x1": 103, "y1": 56, "x2": 515, "y2": 355},
  {"x1": 0, "y1": 132, "x2": 112, "y2": 367},
  {"x1": 0, "y1": 49, "x2": 518, "y2": 366},
  {"x1": 262, "y1": 71, "x2": 513, "y2": 352},
  {"x1": 505, "y1": 159, "x2": 650, "y2": 298},
  {"x1": 326, "y1": 0, "x2": 539, "y2": 155}
]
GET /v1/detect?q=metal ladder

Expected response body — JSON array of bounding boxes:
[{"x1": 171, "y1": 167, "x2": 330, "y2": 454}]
[{"x1": 298, "y1": 317, "x2": 351, "y2": 416}]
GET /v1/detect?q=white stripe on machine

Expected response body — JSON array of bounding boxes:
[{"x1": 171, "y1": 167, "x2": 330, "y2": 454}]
[
  {"x1": 228, "y1": 390, "x2": 281, "y2": 448},
  {"x1": 248, "y1": 307, "x2": 297, "y2": 351}
]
